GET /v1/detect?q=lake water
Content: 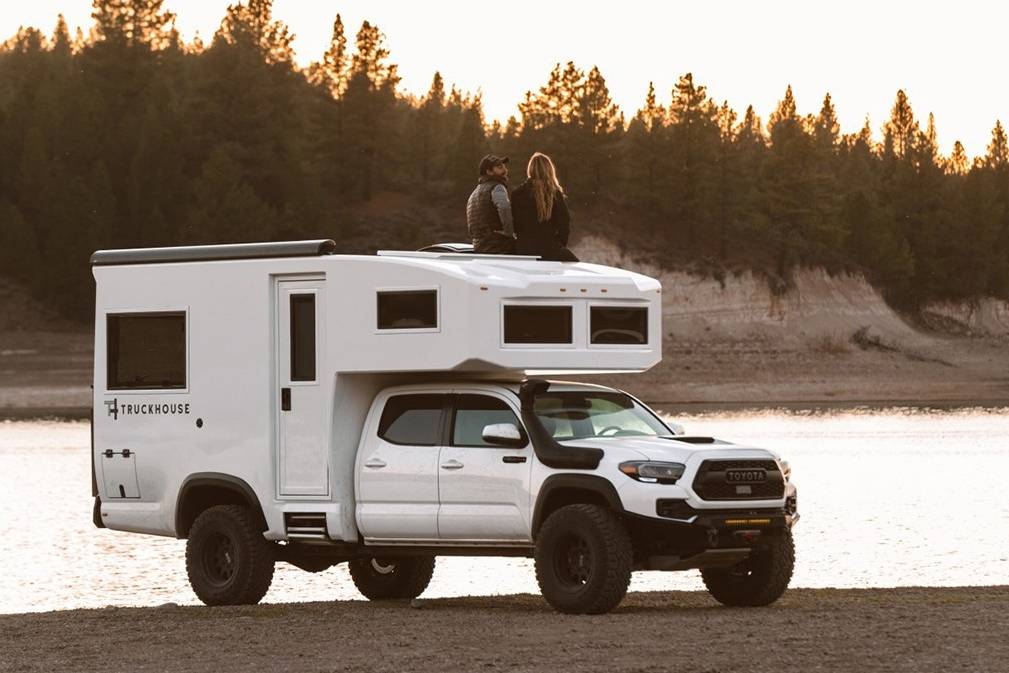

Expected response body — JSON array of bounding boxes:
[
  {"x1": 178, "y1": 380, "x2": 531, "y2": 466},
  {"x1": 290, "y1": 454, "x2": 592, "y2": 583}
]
[{"x1": 1, "y1": 407, "x2": 1008, "y2": 614}]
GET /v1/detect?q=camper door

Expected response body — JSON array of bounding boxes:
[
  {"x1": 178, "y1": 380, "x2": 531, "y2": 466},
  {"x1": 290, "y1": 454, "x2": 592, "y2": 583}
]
[{"x1": 276, "y1": 278, "x2": 328, "y2": 496}]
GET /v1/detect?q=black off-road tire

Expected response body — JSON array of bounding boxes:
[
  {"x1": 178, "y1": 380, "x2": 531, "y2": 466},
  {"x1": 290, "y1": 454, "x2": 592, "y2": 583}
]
[
  {"x1": 701, "y1": 529, "x2": 795, "y2": 607},
  {"x1": 534, "y1": 504, "x2": 633, "y2": 615},
  {"x1": 185, "y1": 504, "x2": 275, "y2": 606},
  {"x1": 348, "y1": 556, "x2": 436, "y2": 600}
]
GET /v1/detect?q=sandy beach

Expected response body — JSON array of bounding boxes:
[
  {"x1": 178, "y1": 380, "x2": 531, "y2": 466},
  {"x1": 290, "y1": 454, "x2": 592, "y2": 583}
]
[{"x1": 2, "y1": 587, "x2": 1008, "y2": 672}]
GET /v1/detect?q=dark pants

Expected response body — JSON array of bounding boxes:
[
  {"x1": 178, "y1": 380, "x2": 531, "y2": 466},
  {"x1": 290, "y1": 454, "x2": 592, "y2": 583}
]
[{"x1": 473, "y1": 233, "x2": 515, "y2": 254}]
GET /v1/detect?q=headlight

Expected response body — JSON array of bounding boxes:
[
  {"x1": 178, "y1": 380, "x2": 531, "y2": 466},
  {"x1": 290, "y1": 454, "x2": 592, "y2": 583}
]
[
  {"x1": 780, "y1": 460, "x2": 792, "y2": 481},
  {"x1": 619, "y1": 461, "x2": 686, "y2": 484}
]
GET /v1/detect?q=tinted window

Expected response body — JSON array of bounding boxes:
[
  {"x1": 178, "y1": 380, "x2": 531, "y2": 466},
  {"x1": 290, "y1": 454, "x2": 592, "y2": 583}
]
[
  {"x1": 377, "y1": 290, "x2": 438, "y2": 329},
  {"x1": 107, "y1": 313, "x2": 186, "y2": 390},
  {"x1": 290, "y1": 294, "x2": 316, "y2": 381},
  {"x1": 452, "y1": 395, "x2": 523, "y2": 447},
  {"x1": 378, "y1": 394, "x2": 444, "y2": 446},
  {"x1": 590, "y1": 306, "x2": 648, "y2": 344},
  {"x1": 503, "y1": 305, "x2": 572, "y2": 344}
]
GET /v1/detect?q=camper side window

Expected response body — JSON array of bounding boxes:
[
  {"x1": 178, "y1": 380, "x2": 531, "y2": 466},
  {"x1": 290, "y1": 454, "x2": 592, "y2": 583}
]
[
  {"x1": 503, "y1": 305, "x2": 572, "y2": 344},
  {"x1": 376, "y1": 290, "x2": 438, "y2": 330},
  {"x1": 378, "y1": 394, "x2": 445, "y2": 446},
  {"x1": 107, "y1": 312, "x2": 186, "y2": 390},
  {"x1": 590, "y1": 306, "x2": 649, "y2": 344}
]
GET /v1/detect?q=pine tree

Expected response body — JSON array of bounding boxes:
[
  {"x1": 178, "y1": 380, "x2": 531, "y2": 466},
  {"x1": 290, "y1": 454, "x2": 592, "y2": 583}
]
[
  {"x1": 883, "y1": 89, "x2": 918, "y2": 160},
  {"x1": 946, "y1": 141, "x2": 969, "y2": 175},
  {"x1": 413, "y1": 72, "x2": 447, "y2": 182},
  {"x1": 667, "y1": 73, "x2": 720, "y2": 247},
  {"x1": 342, "y1": 20, "x2": 401, "y2": 200},
  {"x1": 625, "y1": 82, "x2": 668, "y2": 213},
  {"x1": 306, "y1": 14, "x2": 348, "y2": 99},
  {"x1": 215, "y1": 0, "x2": 295, "y2": 64},
  {"x1": 91, "y1": 0, "x2": 176, "y2": 49},
  {"x1": 985, "y1": 120, "x2": 1009, "y2": 169}
]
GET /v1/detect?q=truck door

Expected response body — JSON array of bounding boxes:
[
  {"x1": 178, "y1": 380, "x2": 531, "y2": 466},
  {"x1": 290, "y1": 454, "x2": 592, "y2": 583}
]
[
  {"x1": 437, "y1": 393, "x2": 532, "y2": 541},
  {"x1": 356, "y1": 393, "x2": 445, "y2": 540},
  {"x1": 277, "y1": 279, "x2": 329, "y2": 496}
]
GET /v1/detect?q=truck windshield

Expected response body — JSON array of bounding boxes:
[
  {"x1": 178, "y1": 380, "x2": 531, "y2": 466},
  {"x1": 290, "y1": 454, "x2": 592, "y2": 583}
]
[{"x1": 533, "y1": 391, "x2": 671, "y2": 440}]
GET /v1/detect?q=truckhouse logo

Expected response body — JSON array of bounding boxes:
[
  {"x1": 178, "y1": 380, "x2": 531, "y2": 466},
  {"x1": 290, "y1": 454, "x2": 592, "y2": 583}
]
[{"x1": 104, "y1": 398, "x2": 190, "y2": 420}]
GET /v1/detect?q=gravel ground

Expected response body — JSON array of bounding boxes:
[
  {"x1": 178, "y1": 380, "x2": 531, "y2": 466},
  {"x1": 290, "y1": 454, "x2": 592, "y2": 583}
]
[{"x1": 3, "y1": 587, "x2": 1008, "y2": 673}]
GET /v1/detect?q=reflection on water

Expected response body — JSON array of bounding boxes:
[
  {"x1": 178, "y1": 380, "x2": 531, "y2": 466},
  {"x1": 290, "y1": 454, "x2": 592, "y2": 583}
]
[{"x1": 1, "y1": 407, "x2": 1008, "y2": 614}]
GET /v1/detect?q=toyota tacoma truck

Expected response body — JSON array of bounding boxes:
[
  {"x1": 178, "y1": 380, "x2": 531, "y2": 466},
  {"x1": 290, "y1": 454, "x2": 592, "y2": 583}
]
[{"x1": 90, "y1": 240, "x2": 798, "y2": 614}]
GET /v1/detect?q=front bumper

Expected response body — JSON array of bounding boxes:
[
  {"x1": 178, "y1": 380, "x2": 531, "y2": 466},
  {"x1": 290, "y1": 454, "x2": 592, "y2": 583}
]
[{"x1": 622, "y1": 500, "x2": 798, "y2": 563}]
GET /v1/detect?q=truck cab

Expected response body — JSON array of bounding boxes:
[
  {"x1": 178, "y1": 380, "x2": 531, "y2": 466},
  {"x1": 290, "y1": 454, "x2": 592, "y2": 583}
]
[{"x1": 90, "y1": 240, "x2": 798, "y2": 614}]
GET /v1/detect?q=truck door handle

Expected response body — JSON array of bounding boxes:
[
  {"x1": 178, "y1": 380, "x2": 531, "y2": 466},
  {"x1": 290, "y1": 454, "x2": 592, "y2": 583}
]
[
  {"x1": 502, "y1": 456, "x2": 527, "y2": 464},
  {"x1": 440, "y1": 460, "x2": 464, "y2": 470},
  {"x1": 281, "y1": 387, "x2": 291, "y2": 411},
  {"x1": 364, "y1": 458, "x2": 387, "y2": 469}
]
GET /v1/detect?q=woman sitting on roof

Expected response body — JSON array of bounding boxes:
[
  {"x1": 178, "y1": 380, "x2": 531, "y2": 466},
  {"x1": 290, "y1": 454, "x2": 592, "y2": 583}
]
[{"x1": 512, "y1": 153, "x2": 579, "y2": 262}]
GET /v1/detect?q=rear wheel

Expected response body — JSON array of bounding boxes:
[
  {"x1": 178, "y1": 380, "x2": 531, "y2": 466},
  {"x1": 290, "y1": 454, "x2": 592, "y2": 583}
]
[
  {"x1": 348, "y1": 556, "x2": 436, "y2": 600},
  {"x1": 185, "y1": 504, "x2": 275, "y2": 606},
  {"x1": 701, "y1": 529, "x2": 795, "y2": 607},
  {"x1": 534, "y1": 504, "x2": 633, "y2": 614}
]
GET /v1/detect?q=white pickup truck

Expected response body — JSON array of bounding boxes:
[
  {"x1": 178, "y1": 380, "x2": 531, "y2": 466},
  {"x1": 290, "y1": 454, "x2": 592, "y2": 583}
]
[{"x1": 90, "y1": 240, "x2": 798, "y2": 614}]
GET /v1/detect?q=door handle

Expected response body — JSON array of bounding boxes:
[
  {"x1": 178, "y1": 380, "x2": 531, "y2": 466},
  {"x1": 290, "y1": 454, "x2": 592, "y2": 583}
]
[
  {"x1": 440, "y1": 460, "x2": 464, "y2": 470},
  {"x1": 281, "y1": 387, "x2": 291, "y2": 411},
  {"x1": 502, "y1": 456, "x2": 527, "y2": 464},
  {"x1": 364, "y1": 458, "x2": 387, "y2": 469}
]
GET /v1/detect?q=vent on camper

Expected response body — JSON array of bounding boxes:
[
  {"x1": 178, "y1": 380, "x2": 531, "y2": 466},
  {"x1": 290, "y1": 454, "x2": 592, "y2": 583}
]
[{"x1": 284, "y1": 513, "x2": 329, "y2": 540}]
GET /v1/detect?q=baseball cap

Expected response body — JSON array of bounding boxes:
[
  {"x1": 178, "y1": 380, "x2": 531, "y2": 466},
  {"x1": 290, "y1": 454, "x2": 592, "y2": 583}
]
[{"x1": 478, "y1": 154, "x2": 509, "y2": 174}]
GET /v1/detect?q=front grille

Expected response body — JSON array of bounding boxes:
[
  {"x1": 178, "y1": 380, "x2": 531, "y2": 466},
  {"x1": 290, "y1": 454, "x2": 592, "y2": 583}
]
[{"x1": 692, "y1": 459, "x2": 785, "y2": 501}]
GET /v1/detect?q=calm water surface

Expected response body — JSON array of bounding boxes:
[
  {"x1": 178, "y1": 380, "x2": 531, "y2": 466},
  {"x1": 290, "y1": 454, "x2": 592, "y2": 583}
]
[{"x1": 1, "y1": 407, "x2": 1007, "y2": 614}]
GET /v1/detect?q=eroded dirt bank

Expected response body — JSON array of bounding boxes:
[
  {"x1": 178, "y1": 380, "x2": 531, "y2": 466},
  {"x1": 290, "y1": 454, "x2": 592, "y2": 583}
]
[{"x1": 2, "y1": 587, "x2": 1007, "y2": 673}]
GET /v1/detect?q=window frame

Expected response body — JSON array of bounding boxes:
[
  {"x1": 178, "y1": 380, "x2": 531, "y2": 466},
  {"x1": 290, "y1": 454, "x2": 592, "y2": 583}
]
[
  {"x1": 104, "y1": 308, "x2": 190, "y2": 394},
  {"x1": 449, "y1": 393, "x2": 528, "y2": 449},
  {"x1": 374, "y1": 286, "x2": 441, "y2": 334},
  {"x1": 587, "y1": 303, "x2": 650, "y2": 347},
  {"x1": 376, "y1": 393, "x2": 449, "y2": 447},
  {"x1": 500, "y1": 301, "x2": 575, "y2": 348}
]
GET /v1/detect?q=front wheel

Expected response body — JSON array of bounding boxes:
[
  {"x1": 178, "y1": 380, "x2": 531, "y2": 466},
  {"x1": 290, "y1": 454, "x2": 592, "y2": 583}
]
[
  {"x1": 534, "y1": 504, "x2": 633, "y2": 614},
  {"x1": 185, "y1": 504, "x2": 275, "y2": 606},
  {"x1": 348, "y1": 556, "x2": 436, "y2": 600},
  {"x1": 701, "y1": 529, "x2": 795, "y2": 607}
]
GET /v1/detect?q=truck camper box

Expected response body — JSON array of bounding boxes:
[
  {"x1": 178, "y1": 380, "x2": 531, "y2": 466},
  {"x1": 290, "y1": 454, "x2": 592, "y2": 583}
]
[{"x1": 91, "y1": 240, "x2": 662, "y2": 541}]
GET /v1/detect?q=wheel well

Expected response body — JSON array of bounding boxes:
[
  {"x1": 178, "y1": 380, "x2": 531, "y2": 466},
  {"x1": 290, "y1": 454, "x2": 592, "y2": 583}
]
[
  {"x1": 175, "y1": 475, "x2": 265, "y2": 539},
  {"x1": 532, "y1": 476, "x2": 624, "y2": 536},
  {"x1": 540, "y1": 488, "x2": 610, "y2": 520}
]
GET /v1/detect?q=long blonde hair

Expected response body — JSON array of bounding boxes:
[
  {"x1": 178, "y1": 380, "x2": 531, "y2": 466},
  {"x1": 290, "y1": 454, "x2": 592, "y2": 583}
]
[{"x1": 527, "y1": 152, "x2": 565, "y2": 222}]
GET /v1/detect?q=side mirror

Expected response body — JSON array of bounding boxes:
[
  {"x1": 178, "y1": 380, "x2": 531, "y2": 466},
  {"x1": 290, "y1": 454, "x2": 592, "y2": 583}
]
[
  {"x1": 669, "y1": 422, "x2": 685, "y2": 435},
  {"x1": 482, "y1": 423, "x2": 526, "y2": 448}
]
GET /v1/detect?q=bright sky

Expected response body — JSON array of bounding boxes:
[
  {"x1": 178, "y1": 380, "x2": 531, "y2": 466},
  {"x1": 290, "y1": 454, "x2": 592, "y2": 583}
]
[{"x1": 4, "y1": 1, "x2": 1006, "y2": 157}]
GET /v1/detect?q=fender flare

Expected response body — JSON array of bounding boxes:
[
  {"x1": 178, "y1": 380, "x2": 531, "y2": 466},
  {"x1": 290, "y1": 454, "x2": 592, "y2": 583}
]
[
  {"x1": 174, "y1": 472, "x2": 264, "y2": 538},
  {"x1": 531, "y1": 473, "x2": 624, "y2": 536}
]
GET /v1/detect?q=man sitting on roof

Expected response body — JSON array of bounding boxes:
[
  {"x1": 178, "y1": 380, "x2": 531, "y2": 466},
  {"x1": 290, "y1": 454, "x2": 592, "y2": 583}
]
[{"x1": 466, "y1": 154, "x2": 515, "y2": 254}]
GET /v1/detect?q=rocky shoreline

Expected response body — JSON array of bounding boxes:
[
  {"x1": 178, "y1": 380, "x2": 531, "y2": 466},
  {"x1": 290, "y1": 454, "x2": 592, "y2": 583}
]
[{"x1": 3, "y1": 587, "x2": 1008, "y2": 672}]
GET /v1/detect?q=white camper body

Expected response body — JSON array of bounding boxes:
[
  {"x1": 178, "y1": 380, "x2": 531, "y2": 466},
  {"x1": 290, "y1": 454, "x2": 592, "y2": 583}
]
[
  {"x1": 91, "y1": 240, "x2": 797, "y2": 614},
  {"x1": 92, "y1": 242, "x2": 661, "y2": 541}
]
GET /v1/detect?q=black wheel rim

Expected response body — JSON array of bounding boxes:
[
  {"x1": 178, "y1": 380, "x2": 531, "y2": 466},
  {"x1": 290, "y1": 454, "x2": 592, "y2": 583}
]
[
  {"x1": 554, "y1": 534, "x2": 593, "y2": 588},
  {"x1": 202, "y1": 532, "x2": 237, "y2": 587}
]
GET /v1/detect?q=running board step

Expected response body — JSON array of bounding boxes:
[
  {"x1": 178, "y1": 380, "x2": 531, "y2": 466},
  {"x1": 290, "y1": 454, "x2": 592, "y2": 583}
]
[{"x1": 284, "y1": 512, "x2": 329, "y2": 540}]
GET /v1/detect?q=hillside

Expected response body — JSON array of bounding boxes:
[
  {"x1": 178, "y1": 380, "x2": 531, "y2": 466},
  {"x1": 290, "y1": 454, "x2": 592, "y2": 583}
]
[{"x1": 574, "y1": 236, "x2": 1009, "y2": 406}]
